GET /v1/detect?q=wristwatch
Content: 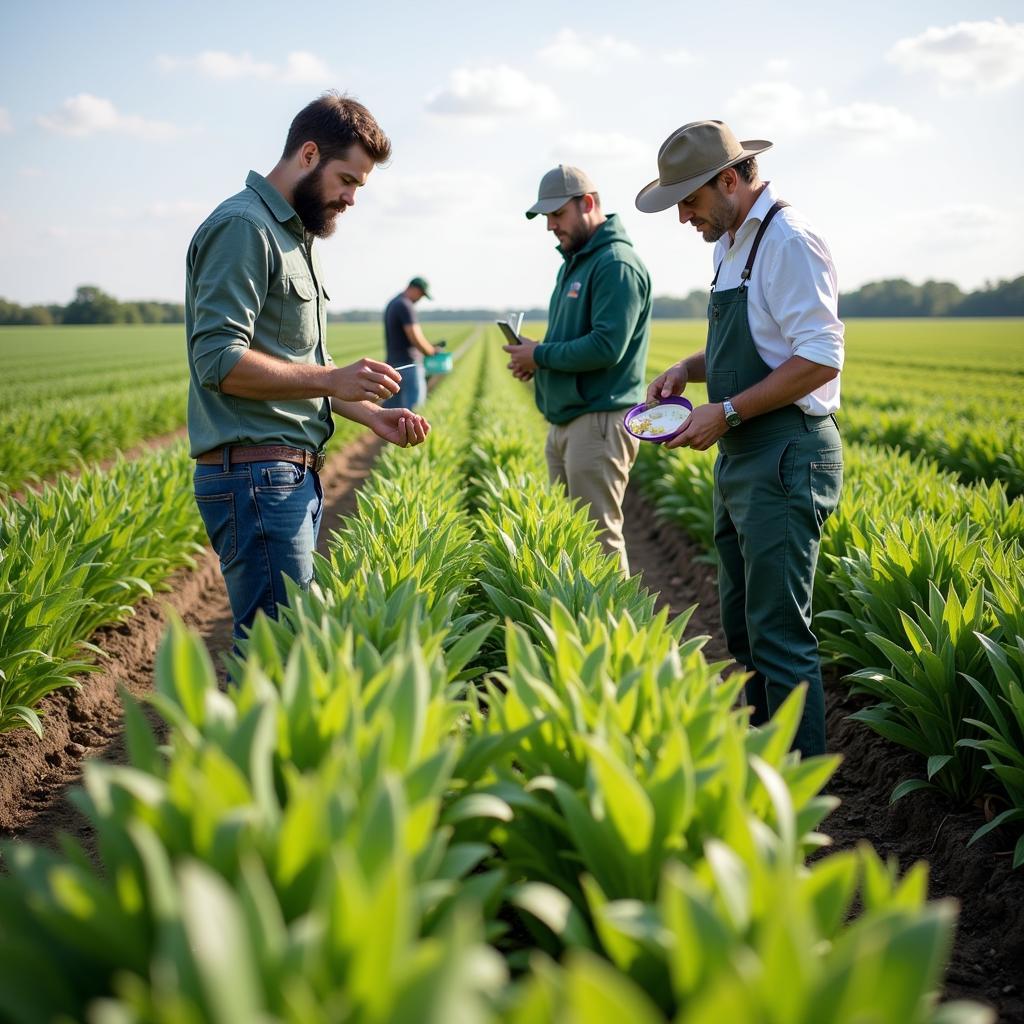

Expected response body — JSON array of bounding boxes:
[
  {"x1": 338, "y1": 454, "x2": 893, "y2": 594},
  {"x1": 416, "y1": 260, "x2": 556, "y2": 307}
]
[{"x1": 723, "y1": 399, "x2": 742, "y2": 428}]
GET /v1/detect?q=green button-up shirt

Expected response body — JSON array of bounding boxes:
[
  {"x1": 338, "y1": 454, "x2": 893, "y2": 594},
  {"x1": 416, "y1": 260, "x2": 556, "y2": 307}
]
[{"x1": 185, "y1": 171, "x2": 334, "y2": 458}]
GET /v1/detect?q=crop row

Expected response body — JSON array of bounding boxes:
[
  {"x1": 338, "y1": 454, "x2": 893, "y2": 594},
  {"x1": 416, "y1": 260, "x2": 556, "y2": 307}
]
[
  {"x1": 0, "y1": 323, "x2": 477, "y2": 494},
  {"x1": 0, "y1": 333, "x2": 990, "y2": 1023},
  {"x1": 645, "y1": 319, "x2": 1024, "y2": 497},
  {"x1": 0, "y1": 418, "x2": 370, "y2": 736},
  {"x1": 631, "y1": 430, "x2": 1024, "y2": 867}
]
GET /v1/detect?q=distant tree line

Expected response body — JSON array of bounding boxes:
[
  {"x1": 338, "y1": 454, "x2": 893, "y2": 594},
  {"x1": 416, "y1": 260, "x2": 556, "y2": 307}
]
[
  {"x1": 2, "y1": 276, "x2": 1021, "y2": 326},
  {"x1": 838, "y1": 275, "x2": 1024, "y2": 317},
  {"x1": 0, "y1": 286, "x2": 184, "y2": 326}
]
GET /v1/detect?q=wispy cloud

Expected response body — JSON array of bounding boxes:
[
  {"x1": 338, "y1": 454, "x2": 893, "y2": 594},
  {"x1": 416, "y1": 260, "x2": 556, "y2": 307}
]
[
  {"x1": 725, "y1": 82, "x2": 928, "y2": 148},
  {"x1": 537, "y1": 29, "x2": 639, "y2": 71},
  {"x1": 426, "y1": 65, "x2": 559, "y2": 120},
  {"x1": 888, "y1": 18, "x2": 1024, "y2": 93},
  {"x1": 36, "y1": 94, "x2": 179, "y2": 141},
  {"x1": 557, "y1": 131, "x2": 647, "y2": 163},
  {"x1": 0, "y1": 107, "x2": 12, "y2": 134},
  {"x1": 663, "y1": 48, "x2": 698, "y2": 67},
  {"x1": 375, "y1": 171, "x2": 502, "y2": 219},
  {"x1": 765, "y1": 58, "x2": 791, "y2": 74},
  {"x1": 157, "y1": 49, "x2": 332, "y2": 84}
]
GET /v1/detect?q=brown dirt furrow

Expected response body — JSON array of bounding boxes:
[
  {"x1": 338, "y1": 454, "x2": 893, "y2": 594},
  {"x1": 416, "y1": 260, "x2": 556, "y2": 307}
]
[
  {"x1": 622, "y1": 481, "x2": 1023, "y2": 1022},
  {"x1": 0, "y1": 429, "x2": 383, "y2": 853}
]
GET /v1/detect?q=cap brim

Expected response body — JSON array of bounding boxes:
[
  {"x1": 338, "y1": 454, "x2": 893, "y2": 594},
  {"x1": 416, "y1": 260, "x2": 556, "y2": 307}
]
[
  {"x1": 634, "y1": 140, "x2": 773, "y2": 213},
  {"x1": 525, "y1": 195, "x2": 577, "y2": 219}
]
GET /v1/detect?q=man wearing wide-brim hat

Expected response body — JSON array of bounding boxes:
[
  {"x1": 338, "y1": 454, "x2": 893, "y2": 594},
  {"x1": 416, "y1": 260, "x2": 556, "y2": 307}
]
[
  {"x1": 636, "y1": 119, "x2": 845, "y2": 757},
  {"x1": 504, "y1": 164, "x2": 652, "y2": 575}
]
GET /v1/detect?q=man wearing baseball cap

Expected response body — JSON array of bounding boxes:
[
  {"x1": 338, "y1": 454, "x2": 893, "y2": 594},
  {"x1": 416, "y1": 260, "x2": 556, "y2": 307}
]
[
  {"x1": 636, "y1": 120, "x2": 845, "y2": 757},
  {"x1": 382, "y1": 275, "x2": 438, "y2": 410},
  {"x1": 505, "y1": 164, "x2": 652, "y2": 574}
]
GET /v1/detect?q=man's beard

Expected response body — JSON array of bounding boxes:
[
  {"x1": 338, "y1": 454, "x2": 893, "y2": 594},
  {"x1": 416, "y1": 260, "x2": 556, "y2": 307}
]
[
  {"x1": 293, "y1": 165, "x2": 345, "y2": 238},
  {"x1": 558, "y1": 222, "x2": 591, "y2": 254},
  {"x1": 697, "y1": 190, "x2": 735, "y2": 243}
]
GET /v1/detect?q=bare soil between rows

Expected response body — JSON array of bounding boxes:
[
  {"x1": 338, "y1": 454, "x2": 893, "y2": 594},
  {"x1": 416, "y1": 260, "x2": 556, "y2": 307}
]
[
  {"x1": 1, "y1": 458, "x2": 1021, "y2": 1020},
  {"x1": 0, "y1": 430, "x2": 383, "y2": 854}
]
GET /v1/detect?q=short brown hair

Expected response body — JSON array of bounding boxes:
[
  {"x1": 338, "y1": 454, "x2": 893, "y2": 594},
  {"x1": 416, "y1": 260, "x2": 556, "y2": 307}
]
[
  {"x1": 706, "y1": 157, "x2": 759, "y2": 190},
  {"x1": 283, "y1": 91, "x2": 391, "y2": 165}
]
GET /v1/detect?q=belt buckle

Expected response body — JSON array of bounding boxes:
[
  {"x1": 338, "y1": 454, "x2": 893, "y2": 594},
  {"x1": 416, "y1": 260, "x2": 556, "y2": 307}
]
[{"x1": 314, "y1": 451, "x2": 326, "y2": 473}]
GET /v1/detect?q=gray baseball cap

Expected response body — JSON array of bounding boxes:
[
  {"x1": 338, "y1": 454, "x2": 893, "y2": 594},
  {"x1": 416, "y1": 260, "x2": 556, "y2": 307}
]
[{"x1": 525, "y1": 164, "x2": 598, "y2": 219}]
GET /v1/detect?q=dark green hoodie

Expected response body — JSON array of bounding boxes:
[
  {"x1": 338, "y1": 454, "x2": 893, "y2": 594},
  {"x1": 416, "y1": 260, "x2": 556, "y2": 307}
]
[{"x1": 533, "y1": 213, "x2": 651, "y2": 425}]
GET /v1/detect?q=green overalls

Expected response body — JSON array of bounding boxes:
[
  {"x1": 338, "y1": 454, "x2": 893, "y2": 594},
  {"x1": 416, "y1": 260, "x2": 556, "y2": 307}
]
[{"x1": 706, "y1": 201, "x2": 843, "y2": 757}]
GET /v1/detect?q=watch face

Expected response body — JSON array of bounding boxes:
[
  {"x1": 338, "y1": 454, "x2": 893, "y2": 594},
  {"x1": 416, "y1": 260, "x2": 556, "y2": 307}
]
[{"x1": 726, "y1": 412, "x2": 742, "y2": 426}]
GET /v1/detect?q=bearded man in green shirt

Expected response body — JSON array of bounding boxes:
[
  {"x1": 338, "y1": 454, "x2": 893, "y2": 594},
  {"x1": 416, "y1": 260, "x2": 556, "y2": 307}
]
[{"x1": 186, "y1": 91, "x2": 430, "y2": 640}]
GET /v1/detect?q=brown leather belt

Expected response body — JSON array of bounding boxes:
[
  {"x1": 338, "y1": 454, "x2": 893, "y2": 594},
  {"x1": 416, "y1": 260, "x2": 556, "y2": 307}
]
[{"x1": 196, "y1": 444, "x2": 326, "y2": 473}]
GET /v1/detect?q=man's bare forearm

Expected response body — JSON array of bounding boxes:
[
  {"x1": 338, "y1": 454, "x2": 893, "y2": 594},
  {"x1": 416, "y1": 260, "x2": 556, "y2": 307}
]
[
  {"x1": 221, "y1": 349, "x2": 402, "y2": 404},
  {"x1": 220, "y1": 350, "x2": 335, "y2": 400},
  {"x1": 680, "y1": 350, "x2": 707, "y2": 382},
  {"x1": 731, "y1": 355, "x2": 837, "y2": 421}
]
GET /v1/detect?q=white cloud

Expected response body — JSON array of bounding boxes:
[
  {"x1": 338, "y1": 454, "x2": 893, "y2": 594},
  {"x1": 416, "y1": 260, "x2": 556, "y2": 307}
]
[
  {"x1": 147, "y1": 200, "x2": 210, "y2": 220},
  {"x1": 815, "y1": 101, "x2": 927, "y2": 141},
  {"x1": 663, "y1": 48, "x2": 698, "y2": 67},
  {"x1": 36, "y1": 94, "x2": 179, "y2": 141},
  {"x1": 280, "y1": 51, "x2": 333, "y2": 84},
  {"x1": 725, "y1": 82, "x2": 928, "y2": 148},
  {"x1": 425, "y1": 65, "x2": 559, "y2": 119},
  {"x1": 158, "y1": 50, "x2": 333, "y2": 84},
  {"x1": 888, "y1": 18, "x2": 1024, "y2": 93},
  {"x1": 375, "y1": 171, "x2": 502, "y2": 219},
  {"x1": 538, "y1": 29, "x2": 639, "y2": 71},
  {"x1": 558, "y1": 131, "x2": 647, "y2": 162},
  {"x1": 765, "y1": 58, "x2": 791, "y2": 74},
  {"x1": 0, "y1": 107, "x2": 11, "y2": 133},
  {"x1": 909, "y1": 204, "x2": 1001, "y2": 242}
]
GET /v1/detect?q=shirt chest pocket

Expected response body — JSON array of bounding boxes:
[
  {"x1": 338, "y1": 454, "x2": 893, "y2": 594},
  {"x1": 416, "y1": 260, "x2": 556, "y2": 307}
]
[{"x1": 279, "y1": 274, "x2": 319, "y2": 353}]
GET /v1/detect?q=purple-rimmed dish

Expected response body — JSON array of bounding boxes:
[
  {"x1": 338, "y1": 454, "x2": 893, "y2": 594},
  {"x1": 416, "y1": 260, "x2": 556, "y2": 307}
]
[{"x1": 623, "y1": 396, "x2": 694, "y2": 443}]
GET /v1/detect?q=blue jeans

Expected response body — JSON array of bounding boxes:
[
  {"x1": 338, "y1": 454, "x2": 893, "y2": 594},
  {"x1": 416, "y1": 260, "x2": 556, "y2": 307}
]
[
  {"x1": 383, "y1": 363, "x2": 426, "y2": 410},
  {"x1": 194, "y1": 459, "x2": 324, "y2": 639}
]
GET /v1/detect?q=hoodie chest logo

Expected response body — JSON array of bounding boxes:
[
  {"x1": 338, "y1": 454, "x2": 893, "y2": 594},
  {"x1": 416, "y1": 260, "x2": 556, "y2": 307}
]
[{"x1": 567, "y1": 280, "x2": 582, "y2": 299}]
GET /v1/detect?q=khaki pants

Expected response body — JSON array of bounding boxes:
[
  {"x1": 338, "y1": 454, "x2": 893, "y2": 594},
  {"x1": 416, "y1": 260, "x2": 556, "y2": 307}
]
[{"x1": 545, "y1": 410, "x2": 640, "y2": 575}]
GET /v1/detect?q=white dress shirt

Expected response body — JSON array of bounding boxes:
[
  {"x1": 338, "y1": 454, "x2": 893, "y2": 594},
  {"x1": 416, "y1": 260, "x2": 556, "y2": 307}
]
[{"x1": 711, "y1": 182, "x2": 843, "y2": 416}]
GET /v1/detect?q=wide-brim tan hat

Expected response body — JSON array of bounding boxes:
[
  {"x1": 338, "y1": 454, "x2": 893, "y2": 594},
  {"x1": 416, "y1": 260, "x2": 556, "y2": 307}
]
[
  {"x1": 526, "y1": 164, "x2": 598, "y2": 219},
  {"x1": 635, "y1": 120, "x2": 772, "y2": 213}
]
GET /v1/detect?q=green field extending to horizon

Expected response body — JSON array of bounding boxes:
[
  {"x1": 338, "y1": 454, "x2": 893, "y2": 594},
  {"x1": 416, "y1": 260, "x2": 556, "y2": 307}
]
[{"x1": 1, "y1": 318, "x2": 1021, "y2": 495}]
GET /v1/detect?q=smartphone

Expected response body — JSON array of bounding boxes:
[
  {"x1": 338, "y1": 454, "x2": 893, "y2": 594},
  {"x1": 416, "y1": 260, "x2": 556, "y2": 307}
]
[{"x1": 496, "y1": 312, "x2": 524, "y2": 345}]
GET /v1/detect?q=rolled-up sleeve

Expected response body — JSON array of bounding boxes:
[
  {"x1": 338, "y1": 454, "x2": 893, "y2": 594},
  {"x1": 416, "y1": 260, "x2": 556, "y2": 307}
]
[
  {"x1": 534, "y1": 261, "x2": 646, "y2": 372},
  {"x1": 188, "y1": 215, "x2": 271, "y2": 391},
  {"x1": 764, "y1": 234, "x2": 845, "y2": 371}
]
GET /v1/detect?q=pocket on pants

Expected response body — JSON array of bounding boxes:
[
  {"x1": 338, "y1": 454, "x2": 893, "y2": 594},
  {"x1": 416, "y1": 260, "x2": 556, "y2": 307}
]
[
  {"x1": 810, "y1": 452, "x2": 843, "y2": 527},
  {"x1": 195, "y1": 492, "x2": 237, "y2": 567},
  {"x1": 256, "y1": 461, "x2": 306, "y2": 491}
]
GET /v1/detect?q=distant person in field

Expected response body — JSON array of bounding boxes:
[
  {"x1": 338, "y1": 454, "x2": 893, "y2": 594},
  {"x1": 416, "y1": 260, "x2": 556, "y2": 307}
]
[
  {"x1": 382, "y1": 276, "x2": 437, "y2": 410},
  {"x1": 637, "y1": 120, "x2": 844, "y2": 757},
  {"x1": 504, "y1": 165, "x2": 652, "y2": 575},
  {"x1": 185, "y1": 91, "x2": 430, "y2": 641}
]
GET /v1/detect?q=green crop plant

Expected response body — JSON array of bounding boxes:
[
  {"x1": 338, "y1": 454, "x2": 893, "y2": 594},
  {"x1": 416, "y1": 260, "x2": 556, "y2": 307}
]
[{"x1": 0, "y1": 444, "x2": 206, "y2": 734}]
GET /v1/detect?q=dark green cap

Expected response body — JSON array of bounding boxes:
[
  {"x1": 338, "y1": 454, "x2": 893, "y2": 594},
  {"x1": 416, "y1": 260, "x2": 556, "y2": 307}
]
[{"x1": 409, "y1": 276, "x2": 432, "y2": 299}]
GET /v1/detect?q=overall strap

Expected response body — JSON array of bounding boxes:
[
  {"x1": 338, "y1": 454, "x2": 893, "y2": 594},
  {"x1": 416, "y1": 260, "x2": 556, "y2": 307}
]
[
  {"x1": 739, "y1": 199, "x2": 788, "y2": 291},
  {"x1": 710, "y1": 199, "x2": 790, "y2": 291}
]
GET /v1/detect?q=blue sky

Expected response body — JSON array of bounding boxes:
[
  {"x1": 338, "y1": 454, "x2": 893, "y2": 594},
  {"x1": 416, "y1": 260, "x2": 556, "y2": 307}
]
[{"x1": 1, "y1": 1, "x2": 1022, "y2": 311}]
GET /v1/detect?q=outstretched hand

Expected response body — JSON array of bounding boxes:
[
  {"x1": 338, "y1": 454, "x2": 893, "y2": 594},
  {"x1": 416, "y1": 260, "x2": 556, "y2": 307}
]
[{"x1": 368, "y1": 406, "x2": 431, "y2": 448}]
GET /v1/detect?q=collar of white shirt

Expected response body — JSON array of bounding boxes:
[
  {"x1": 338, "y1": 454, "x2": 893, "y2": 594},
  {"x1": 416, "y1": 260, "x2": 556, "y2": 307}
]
[{"x1": 719, "y1": 181, "x2": 777, "y2": 259}]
